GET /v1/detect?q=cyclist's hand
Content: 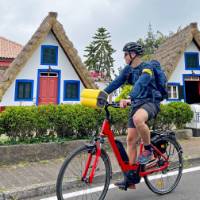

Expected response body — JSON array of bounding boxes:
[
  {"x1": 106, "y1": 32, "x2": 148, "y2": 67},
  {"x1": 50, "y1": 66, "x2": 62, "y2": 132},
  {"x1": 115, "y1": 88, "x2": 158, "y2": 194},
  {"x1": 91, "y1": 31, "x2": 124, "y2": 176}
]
[{"x1": 119, "y1": 99, "x2": 131, "y2": 108}]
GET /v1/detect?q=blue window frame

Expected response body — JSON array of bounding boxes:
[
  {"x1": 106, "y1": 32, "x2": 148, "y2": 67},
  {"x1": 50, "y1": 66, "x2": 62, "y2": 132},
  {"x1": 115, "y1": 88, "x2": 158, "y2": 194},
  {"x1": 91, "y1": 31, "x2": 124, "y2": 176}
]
[
  {"x1": 15, "y1": 80, "x2": 34, "y2": 101},
  {"x1": 167, "y1": 82, "x2": 180, "y2": 101},
  {"x1": 63, "y1": 80, "x2": 80, "y2": 101},
  {"x1": 41, "y1": 45, "x2": 58, "y2": 66},
  {"x1": 185, "y1": 52, "x2": 200, "y2": 70}
]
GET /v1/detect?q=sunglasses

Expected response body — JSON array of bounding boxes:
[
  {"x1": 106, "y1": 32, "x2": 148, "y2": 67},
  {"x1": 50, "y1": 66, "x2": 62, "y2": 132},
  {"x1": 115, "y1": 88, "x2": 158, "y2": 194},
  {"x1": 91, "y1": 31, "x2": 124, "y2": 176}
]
[{"x1": 124, "y1": 52, "x2": 129, "y2": 57}]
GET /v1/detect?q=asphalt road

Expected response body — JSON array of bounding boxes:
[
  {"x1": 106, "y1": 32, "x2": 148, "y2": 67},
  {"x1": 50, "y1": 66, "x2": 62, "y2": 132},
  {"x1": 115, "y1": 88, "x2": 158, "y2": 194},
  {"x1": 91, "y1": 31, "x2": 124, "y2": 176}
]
[
  {"x1": 106, "y1": 169, "x2": 200, "y2": 200},
  {"x1": 31, "y1": 165, "x2": 200, "y2": 200}
]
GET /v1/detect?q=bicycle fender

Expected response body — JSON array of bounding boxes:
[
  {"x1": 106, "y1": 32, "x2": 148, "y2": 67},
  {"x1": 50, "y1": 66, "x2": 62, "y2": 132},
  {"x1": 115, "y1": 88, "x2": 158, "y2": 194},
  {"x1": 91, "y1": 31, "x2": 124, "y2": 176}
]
[
  {"x1": 85, "y1": 143, "x2": 113, "y2": 179},
  {"x1": 85, "y1": 143, "x2": 96, "y2": 150},
  {"x1": 151, "y1": 131, "x2": 183, "y2": 153}
]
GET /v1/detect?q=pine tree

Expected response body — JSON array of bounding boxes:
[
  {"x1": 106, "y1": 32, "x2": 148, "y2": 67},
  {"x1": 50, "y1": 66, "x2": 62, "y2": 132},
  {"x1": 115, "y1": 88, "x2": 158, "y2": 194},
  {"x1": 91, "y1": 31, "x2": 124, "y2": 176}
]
[{"x1": 84, "y1": 27, "x2": 115, "y2": 80}]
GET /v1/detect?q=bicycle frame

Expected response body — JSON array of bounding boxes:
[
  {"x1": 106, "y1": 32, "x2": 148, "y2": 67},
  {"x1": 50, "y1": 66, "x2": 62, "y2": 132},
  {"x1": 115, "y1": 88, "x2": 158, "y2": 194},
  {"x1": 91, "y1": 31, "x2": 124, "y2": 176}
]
[
  {"x1": 100, "y1": 119, "x2": 169, "y2": 175},
  {"x1": 82, "y1": 106, "x2": 170, "y2": 184}
]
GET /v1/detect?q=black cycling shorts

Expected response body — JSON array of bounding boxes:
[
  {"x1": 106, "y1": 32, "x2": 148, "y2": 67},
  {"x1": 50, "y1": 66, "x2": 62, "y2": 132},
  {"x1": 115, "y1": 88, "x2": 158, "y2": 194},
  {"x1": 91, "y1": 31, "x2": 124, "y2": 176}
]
[{"x1": 128, "y1": 102, "x2": 160, "y2": 128}]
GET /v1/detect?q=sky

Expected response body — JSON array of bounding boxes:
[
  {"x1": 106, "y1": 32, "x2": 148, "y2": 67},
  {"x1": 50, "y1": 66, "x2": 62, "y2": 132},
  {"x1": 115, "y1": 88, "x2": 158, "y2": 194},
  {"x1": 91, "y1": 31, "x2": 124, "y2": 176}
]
[{"x1": 1, "y1": 0, "x2": 200, "y2": 71}]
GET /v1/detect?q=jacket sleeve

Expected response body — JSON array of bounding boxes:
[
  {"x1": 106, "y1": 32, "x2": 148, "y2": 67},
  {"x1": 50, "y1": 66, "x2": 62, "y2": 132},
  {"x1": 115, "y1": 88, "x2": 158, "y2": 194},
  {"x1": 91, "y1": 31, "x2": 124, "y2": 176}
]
[
  {"x1": 104, "y1": 65, "x2": 131, "y2": 94},
  {"x1": 129, "y1": 66, "x2": 153, "y2": 100}
]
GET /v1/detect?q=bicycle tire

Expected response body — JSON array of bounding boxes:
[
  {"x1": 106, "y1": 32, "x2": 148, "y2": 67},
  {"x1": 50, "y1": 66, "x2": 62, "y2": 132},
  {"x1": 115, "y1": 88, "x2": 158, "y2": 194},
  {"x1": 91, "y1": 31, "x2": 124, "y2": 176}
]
[
  {"x1": 144, "y1": 137, "x2": 183, "y2": 195},
  {"x1": 56, "y1": 145, "x2": 112, "y2": 200}
]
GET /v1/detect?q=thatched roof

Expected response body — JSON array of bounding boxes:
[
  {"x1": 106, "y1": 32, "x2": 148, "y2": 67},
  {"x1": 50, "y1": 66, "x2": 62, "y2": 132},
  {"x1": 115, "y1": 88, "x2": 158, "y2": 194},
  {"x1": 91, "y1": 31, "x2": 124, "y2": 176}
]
[
  {"x1": 0, "y1": 12, "x2": 97, "y2": 98},
  {"x1": 153, "y1": 22, "x2": 200, "y2": 79}
]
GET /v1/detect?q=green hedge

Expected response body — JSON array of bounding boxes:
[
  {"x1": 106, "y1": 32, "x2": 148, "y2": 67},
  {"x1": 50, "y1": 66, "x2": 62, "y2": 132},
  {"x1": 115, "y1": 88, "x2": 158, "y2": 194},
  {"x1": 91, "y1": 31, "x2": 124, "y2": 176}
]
[
  {"x1": 0, "y1": 102, "x2": 193, "y2": 142},
  {"x1": 150, "y1": 102, "x2": 193, "y2": 129}
]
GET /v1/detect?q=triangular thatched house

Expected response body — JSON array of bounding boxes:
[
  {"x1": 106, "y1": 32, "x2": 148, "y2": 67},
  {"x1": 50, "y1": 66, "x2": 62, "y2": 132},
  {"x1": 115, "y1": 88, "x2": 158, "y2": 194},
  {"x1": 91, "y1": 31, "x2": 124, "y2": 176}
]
[
  {"x1": 154, "y1": 22, "x2": 200, "y2": 104},
  {"x1": 0, "y1": 12, "x2": 97, "y2": 108}
]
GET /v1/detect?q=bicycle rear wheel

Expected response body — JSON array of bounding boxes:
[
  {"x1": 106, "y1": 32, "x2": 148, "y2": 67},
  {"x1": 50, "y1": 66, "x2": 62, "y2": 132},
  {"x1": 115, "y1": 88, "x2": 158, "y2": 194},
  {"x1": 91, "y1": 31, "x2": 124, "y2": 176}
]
[
  {"x1": 144, "y1": 137, "x2": 183, "y2": 195},
  {"x1": 56, "y1": 145, "x2": 111, "y2": 200}
]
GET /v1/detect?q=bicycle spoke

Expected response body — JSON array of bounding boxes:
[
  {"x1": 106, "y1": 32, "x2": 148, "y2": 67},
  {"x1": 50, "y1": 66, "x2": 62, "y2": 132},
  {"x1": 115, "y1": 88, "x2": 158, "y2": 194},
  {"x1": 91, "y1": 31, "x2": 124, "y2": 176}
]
[
  {"x1": 56, "y1": 146, "x2": 110, "y2": 200},
  {"x1": 144, "y1": 137, "x2": 183, "y2": 194}
]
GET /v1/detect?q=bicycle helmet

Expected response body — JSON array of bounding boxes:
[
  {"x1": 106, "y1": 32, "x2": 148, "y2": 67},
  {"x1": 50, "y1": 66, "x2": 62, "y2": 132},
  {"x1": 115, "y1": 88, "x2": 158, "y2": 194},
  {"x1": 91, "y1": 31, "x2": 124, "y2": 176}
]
[{"x1": 123, "y1": 42, "x2": 144, "y2": 56}]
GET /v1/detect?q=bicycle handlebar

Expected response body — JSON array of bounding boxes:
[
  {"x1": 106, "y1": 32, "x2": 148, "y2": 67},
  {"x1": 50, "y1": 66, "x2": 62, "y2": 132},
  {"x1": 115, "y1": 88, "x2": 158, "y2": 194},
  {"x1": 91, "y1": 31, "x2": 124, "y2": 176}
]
[
  {"x1": 105, "y1": 101, "x2": 131, "y2": 108},
  {"x1": 104, "y1": 102, "x2": 131, "y2": 120},
  {"x1": 105, "y1": 102, "x2": 120, "y2": 108}
]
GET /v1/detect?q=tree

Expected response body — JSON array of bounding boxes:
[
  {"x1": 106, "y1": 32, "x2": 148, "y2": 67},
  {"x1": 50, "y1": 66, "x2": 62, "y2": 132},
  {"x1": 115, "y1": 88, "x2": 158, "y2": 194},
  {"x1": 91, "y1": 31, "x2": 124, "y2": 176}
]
[
  {"x1": 84, "y1": 27, "x2": 116, "y2": 80},
  {"x1": 115, "y1": 85, "x2": 133, "y2": 102},
  {"x1": 137, "y1": 24, "x2": 167, "y2": 61}
]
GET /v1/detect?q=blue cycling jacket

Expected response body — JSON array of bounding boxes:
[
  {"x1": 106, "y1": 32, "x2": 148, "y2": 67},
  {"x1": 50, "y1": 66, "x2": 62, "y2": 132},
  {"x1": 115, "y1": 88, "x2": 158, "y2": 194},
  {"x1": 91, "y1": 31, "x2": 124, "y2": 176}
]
[{"x1": 104, "y1": 62, "x2": 162, "y2": 106}]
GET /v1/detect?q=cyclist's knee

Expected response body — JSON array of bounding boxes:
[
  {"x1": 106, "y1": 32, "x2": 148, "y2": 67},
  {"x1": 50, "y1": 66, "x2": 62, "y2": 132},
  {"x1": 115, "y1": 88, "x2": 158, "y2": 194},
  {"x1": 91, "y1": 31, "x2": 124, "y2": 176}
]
[{"x1": 133, "y1": 116, "x2": 145, "y2": 127}]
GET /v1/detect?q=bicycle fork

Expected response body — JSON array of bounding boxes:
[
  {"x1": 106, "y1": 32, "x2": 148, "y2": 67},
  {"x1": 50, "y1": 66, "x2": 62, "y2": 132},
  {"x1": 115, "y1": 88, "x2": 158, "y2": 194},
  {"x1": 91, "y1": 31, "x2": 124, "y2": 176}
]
[{"x1": 82, "y1": 141, "x2": 101, "y2": 184}]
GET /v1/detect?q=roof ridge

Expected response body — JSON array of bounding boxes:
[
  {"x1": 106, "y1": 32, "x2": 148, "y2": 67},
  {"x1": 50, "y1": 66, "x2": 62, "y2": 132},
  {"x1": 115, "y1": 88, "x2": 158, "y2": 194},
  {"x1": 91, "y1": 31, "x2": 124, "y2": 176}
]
[
  {"x1": 48, "y1": 12, "x2": 57, "y2": 18},
  {"x1": 153, "y1": 22, "x2": 200, "y2": 80},
  {"x1": 164, "y1": 22, "x2": 198, "y2": 41}
]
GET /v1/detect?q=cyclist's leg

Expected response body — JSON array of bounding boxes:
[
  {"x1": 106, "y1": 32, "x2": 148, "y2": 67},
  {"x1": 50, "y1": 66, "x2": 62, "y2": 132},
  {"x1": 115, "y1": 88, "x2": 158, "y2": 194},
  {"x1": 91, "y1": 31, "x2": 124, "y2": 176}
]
[
  {"x1": 133, "y1": 103, "x2": 160, "y2": 164},
  {"x1": 127, "y1": 107, "x2": 140, "y2": 165},
  {"x1": 127, "y1": 128, "x2": 139, "y2": 165},
  {"x1": 115, "y1": 128, "x2": 139, "y2": 190},
  {"x1": 133, "y1": 102, "x2": 160, "y2": 145},
  {"x1": 133, "y1": 108, "x2": 150, "y2": 145},
  {"x1": 114, "y1": 112, "x2": 139, "y2": 190}
]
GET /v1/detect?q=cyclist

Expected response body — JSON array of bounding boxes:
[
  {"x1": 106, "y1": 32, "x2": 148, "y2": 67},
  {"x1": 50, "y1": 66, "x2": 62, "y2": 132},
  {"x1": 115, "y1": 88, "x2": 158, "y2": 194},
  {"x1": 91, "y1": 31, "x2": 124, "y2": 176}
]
[{"x1": 104, "y1": 42, "x2": 162, "y2": 189}]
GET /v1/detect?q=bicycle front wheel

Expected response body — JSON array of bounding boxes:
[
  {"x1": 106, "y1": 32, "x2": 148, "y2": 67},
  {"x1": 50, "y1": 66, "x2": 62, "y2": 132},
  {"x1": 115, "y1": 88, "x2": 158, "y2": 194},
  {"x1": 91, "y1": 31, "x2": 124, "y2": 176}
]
[
  {"x1": 56, "y1": 145, "x2": 111, "y2": 200},
  {"x1": 144, "y1": 137, "x2": 183, "y2": 195}
]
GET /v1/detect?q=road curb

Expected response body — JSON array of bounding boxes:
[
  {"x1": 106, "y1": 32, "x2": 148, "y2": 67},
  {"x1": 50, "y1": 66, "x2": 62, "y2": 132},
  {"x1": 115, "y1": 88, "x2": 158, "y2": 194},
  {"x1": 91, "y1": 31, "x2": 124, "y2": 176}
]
[
  {"x1": 1, "y1": 156, "x2": 200, "y2": 200},
  {"x1": 0, "y1": 182, "x2": 56, "y2": 200}
]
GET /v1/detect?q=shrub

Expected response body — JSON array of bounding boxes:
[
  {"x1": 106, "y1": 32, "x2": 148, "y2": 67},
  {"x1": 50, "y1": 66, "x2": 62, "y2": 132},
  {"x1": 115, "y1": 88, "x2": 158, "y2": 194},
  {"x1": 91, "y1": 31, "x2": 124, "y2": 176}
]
[
  {"x1": 35, "y1": 104, "x2": 57, "y2": 136},
  {"x1": 167, "y1": 102, "x2": 193, "y2": 129},
  {"x1": 150, "y1": 102, "x2": 193, "y2": 130},
  {"x1": 150, "y1": 104, "x2": 176, "y2": 130},
  {"x1": 110, "y1": 107, "x2": 128, "y2": 135},
  {"x1": 0, "y1": 102, "x2": 194, "y2": 144},
  {"x1": 53, "y1": 104, "x2": 75, "y2": 137},
  {"x1": 0, "y1": 106, "x2": 37, "y2": 140},
  {"x1": 54, "y1": 104, "x2": 100, "y2": 138}
]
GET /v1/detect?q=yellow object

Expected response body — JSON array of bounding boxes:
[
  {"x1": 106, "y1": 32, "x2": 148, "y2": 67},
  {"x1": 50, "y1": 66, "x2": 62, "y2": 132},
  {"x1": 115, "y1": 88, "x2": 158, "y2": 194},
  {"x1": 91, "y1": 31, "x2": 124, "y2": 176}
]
[
  {"x1": 81, "y1": 89, "x2": 108, "y2": 108},
  {"x1": 156, "y1": 179, "x2": 164, "y2": 189},
  {"x1": 142, "y1": 68, "x2": 153, "y2": 76}
]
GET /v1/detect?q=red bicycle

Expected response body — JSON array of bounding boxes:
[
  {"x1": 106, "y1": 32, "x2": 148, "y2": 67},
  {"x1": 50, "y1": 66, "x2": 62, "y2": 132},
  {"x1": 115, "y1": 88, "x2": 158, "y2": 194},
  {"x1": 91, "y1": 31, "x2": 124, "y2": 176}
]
[{"x1": 56, "y1": 102, "x2": 183, "y2": 200}]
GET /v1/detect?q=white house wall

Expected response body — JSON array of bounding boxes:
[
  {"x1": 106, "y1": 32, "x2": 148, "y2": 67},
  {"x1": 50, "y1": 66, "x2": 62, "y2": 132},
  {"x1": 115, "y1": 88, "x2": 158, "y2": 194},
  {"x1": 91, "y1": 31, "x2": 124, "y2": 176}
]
[
  {"x1": 169, "y1": 41, "x2": 200, "y2": 84},
  {"x1": 1, "y1": 31, "x2": 85, "y2": 106}
]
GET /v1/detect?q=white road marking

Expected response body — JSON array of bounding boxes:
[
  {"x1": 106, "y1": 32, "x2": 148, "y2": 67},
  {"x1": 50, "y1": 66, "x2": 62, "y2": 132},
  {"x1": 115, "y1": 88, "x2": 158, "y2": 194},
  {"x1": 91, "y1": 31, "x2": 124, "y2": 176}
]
[{"x1": 40, "y1": 166, "x2": 200, "y2": 200}]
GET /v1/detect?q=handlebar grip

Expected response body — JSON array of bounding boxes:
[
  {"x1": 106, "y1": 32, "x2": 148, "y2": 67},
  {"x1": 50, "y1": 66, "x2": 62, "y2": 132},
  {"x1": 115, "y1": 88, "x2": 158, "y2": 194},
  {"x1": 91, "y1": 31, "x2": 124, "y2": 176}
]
[
  {"x1": 108, "y1": 102, "x2": 131, "y2": 108},
  {"x1": 127, "y1": 101, "x2": 131, "y2": 106},
  {"x1": 112, "y1": 103, "x2": 120, "y2": 108}
]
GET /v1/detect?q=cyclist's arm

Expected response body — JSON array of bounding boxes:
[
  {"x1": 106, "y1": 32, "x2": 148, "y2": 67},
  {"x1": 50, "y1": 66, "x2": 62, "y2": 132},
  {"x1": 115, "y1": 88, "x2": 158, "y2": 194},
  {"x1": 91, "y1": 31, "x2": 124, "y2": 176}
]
[
  {"x1": 104, "y1": 65, "x2": 131, "y2": 94},
  {"x1": 129, "y1": 67, "x2": 153, "y2": 100}
]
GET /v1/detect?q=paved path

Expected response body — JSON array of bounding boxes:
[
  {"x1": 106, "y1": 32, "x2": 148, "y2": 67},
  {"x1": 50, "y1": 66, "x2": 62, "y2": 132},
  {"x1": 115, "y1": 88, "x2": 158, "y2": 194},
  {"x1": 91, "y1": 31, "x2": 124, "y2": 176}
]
[
  {"x1": 32, "y1": 165, "x2": 200, "y2": 200},
  {"x1": 0, "y1": 137, "x2": 200, "y2": 199}
]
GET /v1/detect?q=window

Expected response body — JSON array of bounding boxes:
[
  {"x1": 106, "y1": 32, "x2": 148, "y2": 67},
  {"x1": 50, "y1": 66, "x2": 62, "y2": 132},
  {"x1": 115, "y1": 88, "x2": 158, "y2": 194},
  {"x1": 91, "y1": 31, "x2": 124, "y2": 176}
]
[
  {"x1": 167, "y1": 83, "x2": 179, "y2": 100},
  {"x1": 40, "y1": 72, "x2": 58, "y2": 77},
  {"x1": 41, "y1": 45, "x2": 58, "y2": 65},
  {"x1": 185, "y1": 52, "x2": 199, "y2": 69},
  {"x1": 15, "y1": 80, "x2": 33, "y2": 101},
  {"x1": 64, "y1": 80, "x2": 80, "y2": 101}
]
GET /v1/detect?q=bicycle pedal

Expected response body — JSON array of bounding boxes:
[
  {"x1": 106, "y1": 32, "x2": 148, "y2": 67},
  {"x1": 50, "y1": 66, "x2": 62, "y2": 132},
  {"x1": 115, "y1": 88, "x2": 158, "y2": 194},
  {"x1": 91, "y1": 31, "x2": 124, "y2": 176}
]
[
  {"x1": 114, "y1": 181, "x2": 128, "y2": 191},
  {"x1": 118, "y1": 185, "x2": 128, "y2": 191},
  {"x1": 148, "y1": 158, "x2": 156, "y2": 163}
]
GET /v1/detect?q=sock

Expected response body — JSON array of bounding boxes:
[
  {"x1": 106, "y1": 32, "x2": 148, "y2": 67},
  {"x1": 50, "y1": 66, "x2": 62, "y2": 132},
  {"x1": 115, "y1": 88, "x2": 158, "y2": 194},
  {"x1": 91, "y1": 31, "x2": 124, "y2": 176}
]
[{"x1": 144, "y1": 144, "x2": 152, "y2": 152}]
